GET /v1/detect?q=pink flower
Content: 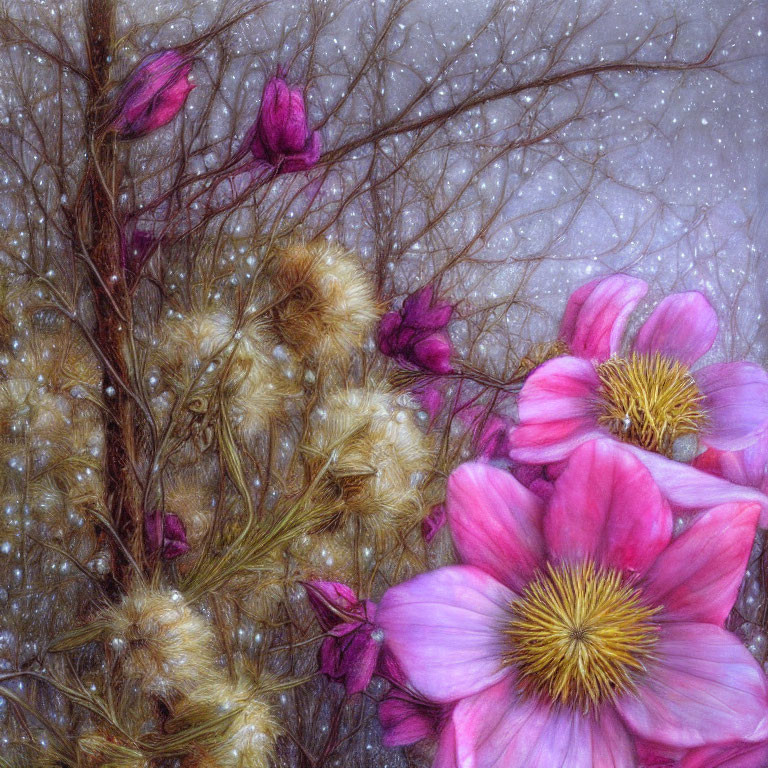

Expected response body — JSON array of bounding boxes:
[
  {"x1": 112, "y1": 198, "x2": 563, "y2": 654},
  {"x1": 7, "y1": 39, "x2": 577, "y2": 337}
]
[
  {"x1": 110, "y1": 50, "x2": 194, "y2": 139},
  {"x1": 378, "y1": 285, "x2": 454, "y2": 374},
  {"x1": 144, "y1": 509, "x2": 189, "y2": 560},
  {"x1": 244, "y1": 76, "x2": 321, "y2": 173},
  {"x1": 304, "y1": 581, "x2": 383, "y2": 695},
  {"x1": 509, "y1": 274, "x2": 768, "y2": 522},
  {"x1": 376, "y1": 439, "x2": 768, "y2": 766}
]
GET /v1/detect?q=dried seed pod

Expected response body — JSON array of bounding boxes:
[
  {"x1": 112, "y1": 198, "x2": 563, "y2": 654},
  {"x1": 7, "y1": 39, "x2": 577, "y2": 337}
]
[
  {"x1": 268, "y1": 240, "x2": 379, "y2": 363},
  {"x1": 104, "y1": 586, "x2": 219, "y2": 702},
  {"x1": 302, "y1": 386, "x2": 432, "y2": 538}
]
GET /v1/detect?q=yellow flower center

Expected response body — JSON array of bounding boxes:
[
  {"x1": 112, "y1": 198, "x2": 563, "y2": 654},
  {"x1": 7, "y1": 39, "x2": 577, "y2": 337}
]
[
  {"x1": 504, "y1": 562, "x2": 659, "y2": 711},
  {"x1": 596, "y1": 352, "x2": 706, "y2": 456}
]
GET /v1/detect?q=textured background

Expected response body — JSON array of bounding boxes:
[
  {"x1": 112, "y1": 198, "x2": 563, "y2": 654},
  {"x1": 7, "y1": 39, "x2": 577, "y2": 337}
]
[{"x1": 0, "y1": 0, "x2": 765, "y2": 764}]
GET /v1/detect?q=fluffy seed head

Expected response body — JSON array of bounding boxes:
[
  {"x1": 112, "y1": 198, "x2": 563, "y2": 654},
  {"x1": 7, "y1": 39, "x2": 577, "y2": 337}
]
[
  {"x1": 504, "y1": 562, "x2": 659, "y2": 711},
  {"x1": 597, "y1": 351, "x2": 706, "y2": 456},
  {"x1": 104, "y1": 586, "x2": 218, "y2": 701},
  {"x1": 177, "y1": 679, "x2": 280, "y2": 768},
  {"x1": 157, "y1": 309, "x2": 298, "y2": 446},
  {"x1": 302, "y1": 387, "x2": 432, "y2": 536},
  {"x1": 268, "y1": 240, "x2": 379, "y2": 362}
]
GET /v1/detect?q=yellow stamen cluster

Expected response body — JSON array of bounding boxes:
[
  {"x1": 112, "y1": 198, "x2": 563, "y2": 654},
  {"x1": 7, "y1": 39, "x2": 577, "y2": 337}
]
[
  {"x1": 504, "y1": 562, "x2": 659, "y2": 711},
  {"x1": 597, "y1": 351, "x2": 706, "y2": 456}
]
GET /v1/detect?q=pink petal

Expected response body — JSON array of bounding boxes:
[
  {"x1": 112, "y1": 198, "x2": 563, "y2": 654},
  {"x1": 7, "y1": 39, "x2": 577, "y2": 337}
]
[
  {"x1": 635, "y1": 739, "x2": 686, "y2": 766},
  {"x1": 260, "y1": 77, "x2": 291, "y2": 143},
  {"x1": 434, "y1": 719, "x2": 459, "y2": 768},
  {"x1": 694, "y1": 435, "x2": 768, "y2": 491},
  {"x1": 697, "y1": 362, "x2": 768, "y2": 450},
  {"x1": 340, "y1": 628, "x2": 381, "y2": 694},
  {"x1": 281, "y1": 88, "x2": 310, "y2": 153},
  {"x1": 681, "y1": 742, "x2": 768, "y2": 768},
  {"x1": 633, "y1": 292, "x2": 718, "y2": 366},
  {"x1": 377, "y1": 312, "x2": 403, "y2": 355},
  {"x1": 412, "y1": 332, "x2": 453, "y2": 374},
  {"x1": 422, "y1": 503, "x2": 446, "y2": 543},
  {"x1": 379, "y1": 690, "x2": 443, "y2": 747},
  {"x1": 545, "y1": 440, "x2": 672, "y2": 574},
  {"x1": 376, "y1": 565, "x2": 513, "y2": 702},
  {"x1": 280, "y1": 129, "x2": 322, "y2": 173},
  {"x1": 446, "y1": 462, "x2": 545, "y2": 592},
  {"x1": 616, "y1": 623, "x2": 768, "y2": 748},
  {"x1": 693, "y1": 447, "x2": 754, "y2": 488},
  {"x1": 642, "y1": 501, "x2": 759, "y2": 625},
  {"x1": 452, "y1": 676, "x2": 634, "y2": 768},
  {"x1": 623, "y1": 444, "x2": 768, "y2": 526},
  {"x1": 304, "y1": 581, "x2": 364, "y2": 630},
  {"x1": 559, "y1": 274, "x2": 648, "y2": 361},
  {"x1": 379, "y1": 698, "x2": 435, "y2": 747},
  {"x1": 509, "y1": 356, "x2": 604, "y2": 463}
]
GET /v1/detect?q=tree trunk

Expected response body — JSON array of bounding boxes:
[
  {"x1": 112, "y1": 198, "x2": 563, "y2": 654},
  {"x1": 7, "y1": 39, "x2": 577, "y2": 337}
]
[{"x1": 81, "y1": 0, "x2": 143, "y2": 585}]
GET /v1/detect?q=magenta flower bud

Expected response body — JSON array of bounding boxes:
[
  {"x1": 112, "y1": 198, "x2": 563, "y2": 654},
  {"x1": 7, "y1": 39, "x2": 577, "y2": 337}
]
[
  {"x1": 378, "y1": 285, "x2": 454, "y2": 374},
  {"x1": 244, "y1": 76, "x2": 322, "y2": 173},
  {"x1": 304, "y1": 581, "x2": 382, "y2": 695},
  {"x1": 144, "y1": 509, "x2": 189, "y2": 561},
  {"x1": 304, "y1": 580, "x2": 364, "y2": 630},
  {"x1": 111, "y1": 50, "x2": 195, "y2": 139}
]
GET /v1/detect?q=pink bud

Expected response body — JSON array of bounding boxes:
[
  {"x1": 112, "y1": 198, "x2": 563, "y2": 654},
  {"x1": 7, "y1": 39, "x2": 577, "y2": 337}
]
[
  {"x1": 144, "y1": 509, "x2": 189, "y2": 561},
  {"x1": 244, "y1": 76, "x2": 321, "y2": 173},
  {"x1": 378, "y1": 285, "x2": 454, "y2": 374},
  {"x1": 111, "y1": 50, "x2": 195, "y2": 139},
  {"x1": 304, "y1": 580, "x2": 364, "y2": 630},
  {"x1": 305, "y1": 581, "x2": 382, "y2": 695}
]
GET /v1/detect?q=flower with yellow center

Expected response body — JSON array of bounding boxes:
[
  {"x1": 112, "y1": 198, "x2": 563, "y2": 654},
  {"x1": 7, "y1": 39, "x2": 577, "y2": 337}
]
[
  {"x1": 596, "y1": 351, "x2": 706, "y2": 456},
  {"x1": 510, "y1": 275, "x2": 768, "y2": 474},
  {"x1": 377, "y1": 442, "x2": 768, "y2": 766},
  {"x1": 504, "y1": 561, "x2": 659, "y2": 710}
]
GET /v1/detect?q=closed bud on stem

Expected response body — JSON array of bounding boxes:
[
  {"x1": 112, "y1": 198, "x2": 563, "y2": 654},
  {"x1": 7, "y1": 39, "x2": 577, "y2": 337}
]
[
  {"x1": 242, "y1": 75, "x2": 321, "y2": 173},
  {"x1": 110, "y1": 50, "x2": 195, "y2": 139}
]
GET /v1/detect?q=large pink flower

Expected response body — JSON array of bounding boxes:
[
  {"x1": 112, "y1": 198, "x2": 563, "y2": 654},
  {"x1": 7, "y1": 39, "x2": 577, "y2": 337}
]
[
  {"x1": 509, "y1": 274, "x2": 768, "y2": 521},
  {"x1": 376, "y1": 440, "x2": 768, "y2": 767}
]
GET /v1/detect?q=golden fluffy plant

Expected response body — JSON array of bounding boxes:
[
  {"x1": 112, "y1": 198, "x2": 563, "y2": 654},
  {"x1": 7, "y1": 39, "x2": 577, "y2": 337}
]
[
  {"x1": 104, "y1": 586, "x2": 220, "y2": 702},
  {"x1": 300, "y1": 385, "x2": 433, "y2": 541},
  {"x1": 154, "y1": 307, "x2": 299, "y2": 455},
  {"x1": 174, "y1": 677, "x2": 280, "y2": 768},
  {"x1": 267, "y1": 239, "x2": 380, "y2": 365},
  {"x1": 76, "y1": 735, "x2": 150, "y2": 768}
]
